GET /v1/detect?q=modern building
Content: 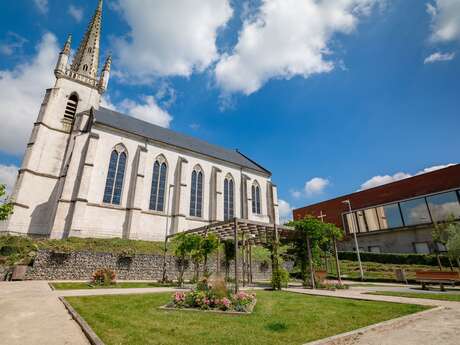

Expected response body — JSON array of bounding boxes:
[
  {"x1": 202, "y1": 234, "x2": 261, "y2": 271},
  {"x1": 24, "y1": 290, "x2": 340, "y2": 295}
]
[
  {"x1": 0, "y1": 0, "x2": 280, "y2": 241},
  {"x1": 293, "y1": 165, "x2": 460, "y2": 254}
]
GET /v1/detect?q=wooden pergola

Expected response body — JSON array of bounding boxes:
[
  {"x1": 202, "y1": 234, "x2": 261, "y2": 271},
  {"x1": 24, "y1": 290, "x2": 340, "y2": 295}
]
[{"x1": 164, "y1": 218, "x2": 296, "y2": 292}]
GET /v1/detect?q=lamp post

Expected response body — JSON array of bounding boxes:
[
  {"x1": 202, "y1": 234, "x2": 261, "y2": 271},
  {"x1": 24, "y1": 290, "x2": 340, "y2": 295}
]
[{"x1": 342, "y1": 200, "x2": 364, "y2": 280}]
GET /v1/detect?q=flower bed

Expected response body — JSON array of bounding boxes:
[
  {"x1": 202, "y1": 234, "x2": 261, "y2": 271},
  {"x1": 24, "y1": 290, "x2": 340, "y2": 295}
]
[{"x1": 163, "y1": 278, "x2": 257, "y2": 314}]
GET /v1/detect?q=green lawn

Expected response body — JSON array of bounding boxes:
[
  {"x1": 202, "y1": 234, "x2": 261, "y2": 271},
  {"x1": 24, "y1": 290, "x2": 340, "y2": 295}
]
[
  {"x1": 66, "y1": 291, "x2": 428, "y2": 345},
  {"x1": 51, "y1": 281, "x2": 175, "y2": 290},
  {"x1": 366, "y1": 291, "x2": 460, "y2": 302}
]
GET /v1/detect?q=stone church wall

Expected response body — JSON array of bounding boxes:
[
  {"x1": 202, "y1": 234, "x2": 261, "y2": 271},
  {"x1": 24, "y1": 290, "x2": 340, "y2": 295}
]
[{"x1": 24, "y1": 250, "x2": 272, "y2": 281}]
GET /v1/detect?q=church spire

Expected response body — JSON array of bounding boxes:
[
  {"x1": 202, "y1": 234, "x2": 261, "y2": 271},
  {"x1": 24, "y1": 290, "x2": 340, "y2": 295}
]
[{"x1": 70, "y1": 0, "x2": 103, "y2": 79}]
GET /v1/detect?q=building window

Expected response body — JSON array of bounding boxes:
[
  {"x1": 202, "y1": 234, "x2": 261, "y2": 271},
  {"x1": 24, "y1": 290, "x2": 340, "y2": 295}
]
[
  {"x1": 436, "y1": 242, "x2": 447, "y2": 252},
  {"x1": 224, "y1": 175, "x2": 234, "y2": 221},
  {"x1": 426, "y1": 191, "x2": 460, "y2": 222},
  {"x1": 83, "y1": 64, "x2": 89, "y2": 72},
  {"x1": 399, "y1": 198, "x2": 431, "y2": 226},
  {"x1": 149, "y1": 157, "x2": 167, "y2": 212},
  {"x1": 251, "y1": 182, "x2": 261, "y2": 215},
  {"x1": 413, "y1": 242, "x2": 430, "y2": 254},
  {"x1": 345, "y1": 212, "x2": 358, "y2": 233},
  {"x1": 103, "y1": 146, "x2": 127, "y2": 205},
  {"x1": 64, "y1": 94, "x2": 78, "y2": 121},
  {"x1": 189, "y1": 166, "x2": 203, "y2": 217},
  {"x1": 376, "y1": 203, "x2": 404, "y2": 229},
  {"x1": 356, "y1": 210, "x2": 367, "y2": 232},
  {"x1": 368, "y1": 246, "x2": 381, "y2": 253},
  {"x1": 364, "y1": 208, "x2": 380, "y2": 231}
]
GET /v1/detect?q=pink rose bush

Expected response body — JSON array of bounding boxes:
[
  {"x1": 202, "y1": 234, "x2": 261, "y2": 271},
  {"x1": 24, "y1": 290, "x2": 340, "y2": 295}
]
[{"x1": 169, "y1": 278, "x2": 256, "y2": 313}]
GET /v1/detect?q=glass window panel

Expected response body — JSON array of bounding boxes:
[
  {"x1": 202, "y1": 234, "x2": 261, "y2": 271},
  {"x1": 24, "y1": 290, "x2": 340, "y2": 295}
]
[
  {"x1": 224, "y1": 179, "x2": 229, "y2": 220},
  {"x1": 103, "y1": 151, "x2": 118, "y2": 203},
  {"x1": 376, "y1": 204, "x2": 404, "y2": 229},
  {"x1": 229, "y1": 179, "x2": 234, "y2": 218},
  {"x1": 426, "y1": 192, "x2": 460, "y2": 222},
  {"x1": 364, "y1": 208, "x2": 380, "y2": 231},
  {"x1": 251, "y1": 186, "x2": 256, "y2": 213},
  {"x1": 369, "y1": 246, "x2": 381, "y2": 253},
  {"x1": 157, "y1": 163, "x2": 167, "y2": 212},
  {"x1": 112, "y1": 152, "x2": 126, "y2": 205},
  {"x1": 150, "y1": 161, "x2": 160, "y2": 210},
  {"x1": 190, "y1": 170, "x2": 197, "y2": 216},
  {"x1": 345, "y1": 213, "x2": 357, "y2": 233},
  {"x1": 256, "y1": 186, "x2": 261, "y2": 214},
  {"x1": 196, "y1": 172, "x2": 203, "y2": 217},
  {"x1": 414, "y1": 242, "x2": 430, "y2": 254},
  {"x1": 400, "y1": 198, "x2": 431, "y2": 226},
  {"x1": 356, "y1": 210, "x2": 367, "y2": 233}
]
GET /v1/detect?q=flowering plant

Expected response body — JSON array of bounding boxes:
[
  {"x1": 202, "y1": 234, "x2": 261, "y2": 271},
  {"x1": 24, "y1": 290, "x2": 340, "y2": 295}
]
[{"x1": 91, "y1": 268, "x2": 116, "y2": 286}]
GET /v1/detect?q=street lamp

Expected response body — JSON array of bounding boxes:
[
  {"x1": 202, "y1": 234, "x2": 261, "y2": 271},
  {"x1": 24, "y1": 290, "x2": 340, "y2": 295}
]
[{"x1": 342, "y1": 200, "x2": 364, "y2": 281}]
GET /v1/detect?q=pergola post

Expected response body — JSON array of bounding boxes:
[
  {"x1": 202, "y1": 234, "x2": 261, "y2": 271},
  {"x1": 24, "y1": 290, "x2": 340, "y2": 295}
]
[
  {"x1": 233, "y1": 218, "x2": 239, "y2": 293},
  {"x1": 216, "y1": 238, "x2": 221, "y2": 276},
  {"x1": 249, "y1": 244, "x2": 253, "y2": 284},
  {"x1": 161, "y1": 237, "x2": 169, "y2": 283},
  {"x1": 306, "y1": 233, "x2": 316, "y2": 289},
  {"x1": 333, "y1": 236, "x2": 342, "y2": 284},
  {"x1": 242, "y1": 233, "x2": 246, "y2": 287}
]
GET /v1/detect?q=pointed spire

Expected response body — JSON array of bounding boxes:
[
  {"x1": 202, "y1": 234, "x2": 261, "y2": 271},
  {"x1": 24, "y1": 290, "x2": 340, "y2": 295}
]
[
  {"x1": 98, "y1": 54, "x2": 112, "y2": 93},
  {"x1": 70, "y1": 0, "x2": 103, "y2": 79},
  {"x1": 62, "y1": 34, "x2": 72, "y2": 55}
]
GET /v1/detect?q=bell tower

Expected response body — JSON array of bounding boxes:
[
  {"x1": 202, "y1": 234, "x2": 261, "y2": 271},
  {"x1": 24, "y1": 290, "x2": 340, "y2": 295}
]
[{"x1": 5, "y1": 0, "x2": 111, "y2": 237}]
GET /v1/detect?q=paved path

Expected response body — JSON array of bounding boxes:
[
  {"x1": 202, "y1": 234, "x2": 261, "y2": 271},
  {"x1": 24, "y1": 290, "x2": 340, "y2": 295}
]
[
  {"x1": 286, "y1": 287, "x2": 460, "y2": 345},
  {"x1": 0, "y1": 281, "x2": 90, "y2": 345}
]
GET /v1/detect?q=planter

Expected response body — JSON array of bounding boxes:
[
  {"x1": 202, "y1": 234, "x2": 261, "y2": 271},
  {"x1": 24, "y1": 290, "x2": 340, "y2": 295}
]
[
  {"x1": 12, "y1": 265, "x2": 28, "y2": 281},
  {"x1": 160, "y1": 299, "x2": 257, "y2": 315}
]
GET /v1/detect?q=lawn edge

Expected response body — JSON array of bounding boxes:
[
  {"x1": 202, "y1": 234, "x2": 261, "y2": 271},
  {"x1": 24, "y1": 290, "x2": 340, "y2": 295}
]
[
  {"x1": 302, "y1": 306, "x2": 443, "y2": 345},
  {"x1": 365, "y1": 291, "x2": 460, "y2": 302},
  {"x1": 59, "y1": 296, "x2": 105, "y2": 345}
]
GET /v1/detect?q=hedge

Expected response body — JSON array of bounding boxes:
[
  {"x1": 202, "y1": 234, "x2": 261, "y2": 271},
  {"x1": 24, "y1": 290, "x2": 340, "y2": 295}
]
[{"x1": 338, "y1": 251, "x2": 458, "y2": 267}]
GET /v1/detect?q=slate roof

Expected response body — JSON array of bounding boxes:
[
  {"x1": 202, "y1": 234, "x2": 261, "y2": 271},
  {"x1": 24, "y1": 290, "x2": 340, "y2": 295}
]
[{"x1": 91, "y1": 107, "x2": 271, "y2": 175}]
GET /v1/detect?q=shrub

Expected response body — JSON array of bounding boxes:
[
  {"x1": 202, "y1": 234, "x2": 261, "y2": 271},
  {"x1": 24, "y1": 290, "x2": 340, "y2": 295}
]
[
  {"x1": 271, "y1": 267, "x2": 290, "y2": 289},
  {"x1": 92, "y1": 268, "x2": 116, "y2": 286},
  {"x1": 338, "y1": 251, "x2": 458, "y2": 267}
]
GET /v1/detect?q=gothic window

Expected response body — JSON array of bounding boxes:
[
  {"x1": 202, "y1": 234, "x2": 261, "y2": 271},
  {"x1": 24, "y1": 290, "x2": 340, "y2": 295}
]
[
  {"x1": 88, "y1": 47, "x2": 92, "y2": 53},
  {"x1": 224, "y1": 175, "x2": 234, "y2": 221},
  {"x1": 83, "y1": 64, "x2": 89, "y2": 71},
  {"x1": 103, "y1": 145, "x2": 127, "y2": 205},
  {"x1": 252, "y1": 182, "x2": 261, "y2": 215},
  {"x1": 190, "y1": 166, "x2": 203, "y2": 217},
  {"x1": 64, "y1": 94, "x2": 78, "y2": 121},
  {"x1": 150, "y1": 156, "x2": 168, "y2": 212}
]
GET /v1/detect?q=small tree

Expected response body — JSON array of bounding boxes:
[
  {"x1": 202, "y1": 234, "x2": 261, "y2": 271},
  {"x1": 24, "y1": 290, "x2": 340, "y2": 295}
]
[
  {"x1": 188, "y1": 234, "x2": 203, "y2": 282},
  {"x1": 0, "y1": 184, "x2": 13, "y2": 221},
  {"x1": 445, "y1": 222, "x2": 460, "y2": 272},
  {"x1": 222, "y1": 239, "x2": 235, "y2": 281},
  {"x1": 172, "y1": 233, "x2": 197, "y2": 287},
  {"x1": 201, "y1": 233, "x2": 219, "y2": 276}
]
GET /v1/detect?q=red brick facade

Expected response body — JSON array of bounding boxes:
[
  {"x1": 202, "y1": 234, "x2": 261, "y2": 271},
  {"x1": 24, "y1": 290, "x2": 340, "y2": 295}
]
[{"x1": 293, "y1": 165, "x2": 460, "y2": 230}]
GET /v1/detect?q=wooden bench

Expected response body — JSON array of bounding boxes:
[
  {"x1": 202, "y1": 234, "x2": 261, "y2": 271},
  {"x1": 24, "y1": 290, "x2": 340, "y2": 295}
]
[{"x1": 415, "y1": 271, "x2": 460, "y2": 291}]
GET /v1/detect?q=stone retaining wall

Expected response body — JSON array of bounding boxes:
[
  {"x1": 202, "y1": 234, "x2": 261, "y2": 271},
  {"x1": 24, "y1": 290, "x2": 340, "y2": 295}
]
[{"x1": 24, "y1": 250, "x2": 272, "y2": 281}]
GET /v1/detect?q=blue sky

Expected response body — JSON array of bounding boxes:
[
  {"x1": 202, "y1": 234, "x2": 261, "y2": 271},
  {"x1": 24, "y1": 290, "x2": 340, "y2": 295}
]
[{"x1": 0, "y1": 0, "x2": 459, "y2": 220}]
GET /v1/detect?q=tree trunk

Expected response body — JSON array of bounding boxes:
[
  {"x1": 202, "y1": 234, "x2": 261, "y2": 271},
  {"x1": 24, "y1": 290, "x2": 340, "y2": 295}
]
[
  {"x1": 333, "y1": 237, "x2": 342, "y2": 285},
  {"x1": 436, "y1": 252, "x2": 443, "y2": 271},
  {"x1": 456, "y1": 258, "x2": 460, "y2": 274},
  {"x1": 306, "y1": 234, "x2": 315, "y2": 289}
]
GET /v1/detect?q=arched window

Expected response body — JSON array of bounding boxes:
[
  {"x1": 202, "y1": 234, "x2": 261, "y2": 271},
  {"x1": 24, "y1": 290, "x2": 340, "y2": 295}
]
[
  {"x1": 150, "y1": 156, "x2": 167, "y2": 212},
  {"x1": 252, "y1": 182, "x2": 261, "y2": 215},
  {"x1": 103, "y1": 145, "x2": 127, "y2": 205},
  {"x1": 190, "y1": 166, "x2": 203, "y2": 217},
  {"x1": 224, "y1": 175, "x2": 234, "y2": 221},
  {"x1": 64, "y1": 94, "x2": 78, "y2": 121},
  {"x1": 88, "y1": 47, "x2": 92, "y2": 53},
  {"x1": 83, "y1": 64, "x2": 88, "y2": 72}
]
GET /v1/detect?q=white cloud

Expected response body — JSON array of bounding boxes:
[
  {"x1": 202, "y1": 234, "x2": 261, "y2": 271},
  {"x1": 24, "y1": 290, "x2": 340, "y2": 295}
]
[
  {"x1": 359, "y1": 164, "x2": 457, "y2": 190},
  {"x1": 113, "y1": 0, "x2": 233, "y2": 81},
  {"x1": 305, "y1": 177, "x2": 330, "y2": 196},
  {"x1": 102, "y1": 95, "x2": 173, "y2": 128},
  {"x1": 278, "y1": 199, "x2": 293, "y2": 224},
  {"x1": 427, "y1": 0, "x2": 460, "y2": 43},
  {"x1": 68, "y1": 4, "x2": 84, "y2": 22},
  {"x1": 33, "y1": 0, "x2": 48, "y2": 14},
  {"x1": 0, "y1": 32, "x2": 28, "y2": 56},
  {"x1": 292, "y1": 177, "x2": 330, "y2": 198},
  {"x1": 424, "y1": 51, "x2": 456, "y2": 63},
  {"x1": 215, "y1": 0, "x2": 384, "y2": 95},
  {"x1": 0, "y1": 164, "x2": 19, "y2": 195},
  {"x1": 0, "y1": 33, "x2": 58, "y2": 155}
]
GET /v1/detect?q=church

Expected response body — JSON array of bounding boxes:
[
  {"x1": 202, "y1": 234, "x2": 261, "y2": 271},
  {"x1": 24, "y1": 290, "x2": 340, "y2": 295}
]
[{"x1": 1, "y1": 0, "x2": 280, "y2": 241}]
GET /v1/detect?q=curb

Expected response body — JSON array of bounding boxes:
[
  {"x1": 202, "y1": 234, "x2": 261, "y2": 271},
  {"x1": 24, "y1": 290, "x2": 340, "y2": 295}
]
[
  {"x1": 59, "y1": 297, "x2": 105, "y2": 345},
  {"x1": 302, "y1": 306, "x2": 444, "y2": 345}
]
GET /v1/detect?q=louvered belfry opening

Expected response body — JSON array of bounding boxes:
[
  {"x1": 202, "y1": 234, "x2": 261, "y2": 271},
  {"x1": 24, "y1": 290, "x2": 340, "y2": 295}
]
[{"x1": 64, "y1": 94, "x2": 79, "y2": 121}]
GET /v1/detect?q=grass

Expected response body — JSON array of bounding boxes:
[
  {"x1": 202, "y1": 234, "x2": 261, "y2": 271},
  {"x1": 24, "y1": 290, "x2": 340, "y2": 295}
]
[
  {"x1": 66, "y1": 291, "x2": 428, "y2": 345},
  {"x1": 330, "y1": 260, "x2": 456, "y2": 282},
  {"x1": 51, "y1": 281, "x2": 175, "y2": 290},
  {"x1": 366, "y1": 291, "x2": 460, "y2": 302}
]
